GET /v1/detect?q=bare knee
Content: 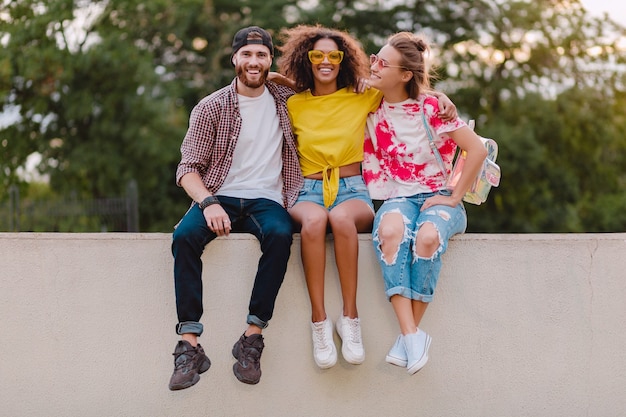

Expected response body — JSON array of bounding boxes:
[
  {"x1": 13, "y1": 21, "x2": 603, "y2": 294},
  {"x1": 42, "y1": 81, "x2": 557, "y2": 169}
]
[
  {"x1": 295, "y1": 207, "x2": 328, "y2": 238},
  {"x1": 328, "y1": 209, "x2": 354, "y2": 237},
  {"x1": 377, "y1": 213, "x2": 404, "y2": 261},
  {"x1": 415, "y1": 222, "x2": 439, "y2": 257},
  {"x1": 328, "y1": 201, "x2": 373, "y2": 235},
  {"x1": 301, "y1": 216, "x2": 327, "y2": 236}
]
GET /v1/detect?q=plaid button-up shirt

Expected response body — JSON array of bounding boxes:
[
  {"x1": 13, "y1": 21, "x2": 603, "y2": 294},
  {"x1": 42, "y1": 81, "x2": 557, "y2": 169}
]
[{"x1": 176, "y1": 78, "x2": 303, "y2": 208}]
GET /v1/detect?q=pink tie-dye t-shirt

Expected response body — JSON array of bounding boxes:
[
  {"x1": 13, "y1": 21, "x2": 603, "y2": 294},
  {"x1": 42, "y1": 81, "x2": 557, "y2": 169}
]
[{"x1": 363, "y1": 95, "x2": 466, "y2": 200}]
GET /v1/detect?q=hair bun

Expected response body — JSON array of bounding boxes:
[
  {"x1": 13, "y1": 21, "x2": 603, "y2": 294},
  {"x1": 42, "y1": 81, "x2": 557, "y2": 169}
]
[{"x1": 415, "y1": 39, "x2": 427, "y2": 53}]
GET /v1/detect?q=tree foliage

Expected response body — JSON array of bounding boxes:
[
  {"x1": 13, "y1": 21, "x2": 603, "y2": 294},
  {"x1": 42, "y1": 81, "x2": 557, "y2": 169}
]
[{"x1": 1, "y1": 0, "x2": 625, "y2": 232}]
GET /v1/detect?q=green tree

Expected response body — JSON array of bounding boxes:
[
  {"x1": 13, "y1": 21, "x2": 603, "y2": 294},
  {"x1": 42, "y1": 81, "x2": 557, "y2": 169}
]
[
  {"x1": 1, "y1": 0, "x2": 187, "y2": 230},
  {"x1": 467, "y1": 87, "x2": 626, "y2": 233},
  {"x1": 1, "y1": 0, "x2": 304, "y2": 230},
  {"x1": 2, "y1": 0, "x2": 624, "y2": 232}
]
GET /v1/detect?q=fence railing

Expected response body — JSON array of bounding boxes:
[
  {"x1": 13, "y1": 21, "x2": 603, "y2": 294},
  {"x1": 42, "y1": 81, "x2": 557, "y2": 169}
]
[{"x1": 1, "y1": 180, "x2": 139, "y2": 232}]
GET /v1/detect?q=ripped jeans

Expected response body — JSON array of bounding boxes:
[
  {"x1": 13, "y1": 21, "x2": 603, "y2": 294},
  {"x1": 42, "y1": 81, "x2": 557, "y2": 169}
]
[{"x1": 372, "y1": 191, "x2": 467, "y2": 302}]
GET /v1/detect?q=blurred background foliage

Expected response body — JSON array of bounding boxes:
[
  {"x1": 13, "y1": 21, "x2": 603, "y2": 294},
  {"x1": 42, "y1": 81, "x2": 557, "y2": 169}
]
[{"x1": 1, "y1": 0, "x2": 625, "y2": 232}]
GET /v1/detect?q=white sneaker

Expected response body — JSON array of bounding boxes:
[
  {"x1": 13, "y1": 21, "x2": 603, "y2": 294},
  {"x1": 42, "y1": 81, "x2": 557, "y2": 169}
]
[
  {"x1": 385, "y1": 334, "x2": 408, "y2": 367},
  {"x1": 404, "y1": 329, "x2": 432, "y2": 375},
  {"x1": 336, "y1": 316, "x2": 365, "y2": 364},
  {"x1": 311, "y1": 318, "x2": 337, "y2": 369}
]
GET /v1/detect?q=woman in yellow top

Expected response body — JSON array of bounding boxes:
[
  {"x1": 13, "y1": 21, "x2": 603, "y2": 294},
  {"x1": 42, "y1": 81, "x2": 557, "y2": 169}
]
[
  {"x1": 276, "y1": 25, "x2": 378, "y2": 369},
  {"x1": 276, "y1": 25, "x2": 454, "y2": 369}
]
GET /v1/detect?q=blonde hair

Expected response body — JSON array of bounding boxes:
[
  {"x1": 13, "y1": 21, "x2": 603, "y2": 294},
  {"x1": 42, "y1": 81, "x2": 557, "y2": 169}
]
[{"x1": 387, "y1": 32, "x2": 434, "y2": 99}]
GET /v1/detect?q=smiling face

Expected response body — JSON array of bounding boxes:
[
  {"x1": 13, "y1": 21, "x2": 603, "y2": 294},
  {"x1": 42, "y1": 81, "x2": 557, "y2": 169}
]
[
  {"x1": 232, "y1": 43, "x2": 272, "y2": 95},
  {"x1": 368, "y1": 44, "x2": 412, "y2": 100},
  {"x1": 310, "y1": 38, "x2": 341, "y2": 92}
]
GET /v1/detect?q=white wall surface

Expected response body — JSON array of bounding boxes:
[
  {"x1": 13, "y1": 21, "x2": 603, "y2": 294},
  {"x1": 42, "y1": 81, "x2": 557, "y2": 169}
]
[{"x1": 0, "y1": 233, "x2": 625, "y2": 417}]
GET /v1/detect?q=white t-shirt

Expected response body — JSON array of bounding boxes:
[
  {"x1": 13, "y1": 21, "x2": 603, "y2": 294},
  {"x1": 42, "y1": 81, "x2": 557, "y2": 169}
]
[{"x1": 218, "y1": 88, "x2": 284, "y2": 205}]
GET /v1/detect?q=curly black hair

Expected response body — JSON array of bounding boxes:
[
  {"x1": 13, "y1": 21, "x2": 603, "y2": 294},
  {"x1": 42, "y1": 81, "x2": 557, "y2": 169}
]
[{"x1": 276, "y1": 24, "x2": 369, "y2": 93}]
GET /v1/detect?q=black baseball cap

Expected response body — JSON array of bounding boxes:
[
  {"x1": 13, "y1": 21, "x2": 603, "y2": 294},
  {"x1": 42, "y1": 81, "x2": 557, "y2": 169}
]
[{"x1": 231, "y1": 26, "x2": 274, "y2": 60}]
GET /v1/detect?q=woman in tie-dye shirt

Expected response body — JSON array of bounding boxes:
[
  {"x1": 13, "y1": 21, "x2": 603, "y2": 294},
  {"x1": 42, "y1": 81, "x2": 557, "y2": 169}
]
[{"x1": 362, "y1": 32, "x2": 487, "y2": 375}]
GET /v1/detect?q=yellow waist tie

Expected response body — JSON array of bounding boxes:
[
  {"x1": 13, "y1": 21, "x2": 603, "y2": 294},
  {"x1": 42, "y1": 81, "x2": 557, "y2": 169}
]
[{"x1": 322, "y1": 165, "x2": 340, "y2": 208}]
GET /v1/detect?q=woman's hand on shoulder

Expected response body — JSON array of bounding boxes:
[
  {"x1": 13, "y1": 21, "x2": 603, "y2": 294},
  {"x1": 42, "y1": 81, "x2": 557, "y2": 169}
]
[
  {"x1": 268, "y1": 72, "x2": 296, "y2": 90},
  {"x1": 353, "y1": 77, "x2": 372, "y2": 94},
  {"x1": 433, "y1": 92, "x2": 457, "y2": 121}
]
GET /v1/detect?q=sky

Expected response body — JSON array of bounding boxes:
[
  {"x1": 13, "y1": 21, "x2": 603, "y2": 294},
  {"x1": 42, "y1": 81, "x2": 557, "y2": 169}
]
[{"x1": 580, "y1": 0, "x2": 626, "y2": 25}]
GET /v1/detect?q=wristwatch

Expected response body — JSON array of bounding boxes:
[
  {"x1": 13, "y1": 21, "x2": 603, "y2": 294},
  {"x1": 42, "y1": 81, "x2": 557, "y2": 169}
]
[{"x1": 199, "y1": 195, "x2": 220, "y2": 210}]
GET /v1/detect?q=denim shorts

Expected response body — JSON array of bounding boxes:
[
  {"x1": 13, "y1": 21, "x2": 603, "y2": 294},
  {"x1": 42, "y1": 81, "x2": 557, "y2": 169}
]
[{"x1": 296, "y1": 175, "x2": 374, "y2": 211}]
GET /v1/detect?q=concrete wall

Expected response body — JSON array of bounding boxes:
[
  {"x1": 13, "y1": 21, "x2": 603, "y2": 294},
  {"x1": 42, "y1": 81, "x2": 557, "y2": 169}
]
[{"x1": 1, "y1": 233, "x2": 625, "y2": 417}]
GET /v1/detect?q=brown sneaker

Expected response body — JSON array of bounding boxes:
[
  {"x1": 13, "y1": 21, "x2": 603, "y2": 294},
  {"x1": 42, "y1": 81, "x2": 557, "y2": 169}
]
[
  {"x1": 168, "y1": 340, "x2": 211, "y2": 390},
  {"x1": 232, "y1": 333, "x2": 264, "y2": 384}
]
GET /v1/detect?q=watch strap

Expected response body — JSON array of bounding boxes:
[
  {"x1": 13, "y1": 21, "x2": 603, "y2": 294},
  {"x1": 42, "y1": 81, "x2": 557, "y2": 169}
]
[{"x1": 199, "y1": 195, "x2": 220, "y2": 210}]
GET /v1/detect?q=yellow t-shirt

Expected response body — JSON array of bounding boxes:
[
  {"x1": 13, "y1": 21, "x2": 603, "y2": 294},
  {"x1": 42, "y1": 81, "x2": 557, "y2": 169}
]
[{"x1": 287, "y1": 87, "x2": 382, "y2": 207}]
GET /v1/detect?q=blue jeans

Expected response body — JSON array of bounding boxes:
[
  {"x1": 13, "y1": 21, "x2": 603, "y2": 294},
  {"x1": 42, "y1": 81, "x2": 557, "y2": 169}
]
[
  {"x1": 172, "y1": 196, "x2": 293, "y2": 336},
  {"x1": 372, "y1": 191, "x2": 466, "y2": 302},
  {"x1": 296, "y1": 175, "x2": 374, "y2": 211}
]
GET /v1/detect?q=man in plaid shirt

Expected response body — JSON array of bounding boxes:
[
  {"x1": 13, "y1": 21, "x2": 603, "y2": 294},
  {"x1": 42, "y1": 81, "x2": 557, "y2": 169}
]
[{"x1": 168, "y1": 26, "x2": 303, "y2": 389}]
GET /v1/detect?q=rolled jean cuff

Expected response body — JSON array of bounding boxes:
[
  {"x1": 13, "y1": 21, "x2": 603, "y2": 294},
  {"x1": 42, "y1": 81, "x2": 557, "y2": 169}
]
[
  {"x1": 247, "y1": 314, "x2": 268, "y2": 329},
  {"x1": 176, "y1": 321, "x2": 203, "y2": 336}
]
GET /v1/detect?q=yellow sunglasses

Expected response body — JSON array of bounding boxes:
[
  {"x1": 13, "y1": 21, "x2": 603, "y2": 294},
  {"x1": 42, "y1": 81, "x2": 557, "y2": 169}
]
[{"x1": 308, "y1": 50, "x2": 344, "y2": 65}]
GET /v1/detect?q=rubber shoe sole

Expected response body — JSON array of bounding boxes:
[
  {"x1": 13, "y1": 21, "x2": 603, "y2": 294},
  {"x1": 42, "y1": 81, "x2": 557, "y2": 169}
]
[
  {"x1": 169, "y1": 357, "x2": 211, "y2": 390},
  {"x1": 385, "y1": 350, "x2": 408, "y2": 367},
  {"x1": 233, "y1": 362, "x2": 260, "y2": 385},
  {"x1": 385, "y1": 334, "x2": 407, "y2": 367},
  {"x1": 406, "y1": 333, "x2": 432, "y2": 375}
]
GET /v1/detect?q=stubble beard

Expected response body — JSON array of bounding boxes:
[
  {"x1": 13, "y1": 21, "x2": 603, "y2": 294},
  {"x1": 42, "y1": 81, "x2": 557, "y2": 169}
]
[{"x1": 236, "y1": 65, "x2": 269, "y2": 89}]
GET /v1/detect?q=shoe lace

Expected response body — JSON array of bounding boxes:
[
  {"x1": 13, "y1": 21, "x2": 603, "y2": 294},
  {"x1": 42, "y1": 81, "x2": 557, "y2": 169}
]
[
  {"x1": 312, "y1": 322, "x2": 329, "y2": 349},
  {"x1": 240, "y1": 341, "x2": 262, "y2": 367},
  {"x1": 173, "y1": 349, "x2": 194, "y2": 369},
  {"x1": 346, "y1": 318, "x2": 362, "y2": 344}
]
